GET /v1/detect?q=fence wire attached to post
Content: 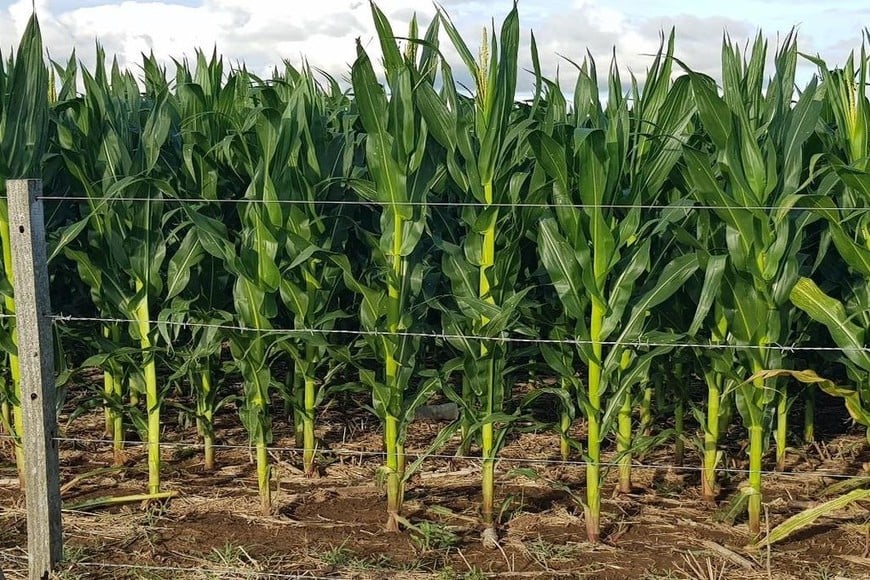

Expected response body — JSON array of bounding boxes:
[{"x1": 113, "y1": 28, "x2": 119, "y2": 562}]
[{"x1": 8, "y1": 179, "x2": 63, "y2": 579}]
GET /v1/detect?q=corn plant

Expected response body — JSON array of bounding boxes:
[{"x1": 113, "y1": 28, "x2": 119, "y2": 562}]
[
  {"x1": 786, "y1": 37, "x2": 870, "y2": 442},
  {"x1": 177, "y1": 61, "x2": 326, "y2": 513},
  {"x1": 257, "y1": 63, "x2": 354, "y2": 477},
  {"x1": 695, "y1": 327, "x2": 739, "y2": 501},
  {"x1": 51, "y1": 50, "x2": 130, "y2": 461},
  {"x1": 668, "y1": 198, "x2": 736, "y2": 500},
  {"x1": 158, "y1": 255, "x2": 234, "y2": 472},
  {"x1": 529, "y1": 39, "x2": 698, "y2": 542},
  {"x1": 788, "y1": 278, "x2": 870, "y2": 440},
  {"x1": 0, "y1": 13, "x2": 49, "y2": 480},
  {"x1": 338, "y1": 6, "x2": 446, "y2": 531},
  {"x1": 174, "y1": 58, "x2": 352, "y2": 510},
  {"x1": 417, "y1": 4, "x2": 537, "y2": 545},
  {"x1": 680, "y1": 33, "x2": 822, "y2": 535},
  {"x1": 182, "y1": 187, "x2": 282, "y2": 514},
  {"x1": 54, "y1": 50, "x2": 177, "y2": 496},
  {"x1": 167, "y1": 51, "x2": 255, "y2": 470},
  {"x1": 225, "y1": 98, "x2": 288, "y2": 515}
]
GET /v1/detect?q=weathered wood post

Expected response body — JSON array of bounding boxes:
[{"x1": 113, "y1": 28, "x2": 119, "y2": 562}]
[{"x1": 7, "y1": 179, "x2": 62, "y2": 579}]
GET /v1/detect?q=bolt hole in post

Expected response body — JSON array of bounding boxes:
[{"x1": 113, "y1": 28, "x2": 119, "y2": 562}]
[
  {"x1": 17, "y1": 225, "x2": 23, "y2": 233},
  {"x1": 30, "y1": 393, "x2": 37, "y2": 401}
]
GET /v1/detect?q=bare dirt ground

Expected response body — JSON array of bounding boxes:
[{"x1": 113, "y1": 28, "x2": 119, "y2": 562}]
[{"x1": 1, "y1": 389, "x2": 869, "y2": 579}]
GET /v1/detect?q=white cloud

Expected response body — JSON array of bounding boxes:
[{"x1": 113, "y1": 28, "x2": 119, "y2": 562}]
[
  {"x1": 10, "y1": 0, "x2": 440, "y2": 76},
  {"x1": 0, "y1": 0, "x2": 861, "y2": 93}
]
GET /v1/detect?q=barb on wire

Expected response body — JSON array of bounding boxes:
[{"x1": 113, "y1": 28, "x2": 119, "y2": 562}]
[
  {"x1": 48, "y1": 435, "x2": 869, "y2": 481},
  {"x1": 48, "y1": 313, "x2": 862, "y2": 353},
  {"x1": 35, "y1": 194, "x2": 870, "y2": 213}
]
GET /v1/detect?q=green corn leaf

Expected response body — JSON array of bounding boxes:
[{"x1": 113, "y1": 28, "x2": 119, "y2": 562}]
[
  {"x1": 576, "y1": 128, "x2": 607, "y2": 210},
  {"x1": 528, "y1": 130, "x2": 568, "y2": 194},
  {"x1": 781, "y1": 77, "x2": 821, "y2": 191},
  {"x1": 830, "y1": 225, "x2": 870, "y2": 278},
  {"x1": 687, "y1": 72, "x2": 731, "y2": 151},
  {"x1": 142, "y1": 91, "x2": 172, "y2": 172},
  {"x1": 401, "y1": 420, "x2": 461, "y2": 484},
  {"x1": 369, "y1": 1, "x2": 403, "y2": 76},
  {"x1": 683, "y1": 149, "x2": 755, "y2": 249},
  {"x1": 723, "y1": 275, "x2": 767, "y2": 345},
  {"x1": 436, "y1": 6, "x2": 479, "y2": 84},
  {"x1": 789, "y1": 277, "x2": 870, "y2": 371},
  {"x1": 351, "y1": 42, "x2": 410, "y2": 219},
  {"x1": 415, "y1": 82, "x2": 455, "y2": 151},
  {"x1": 2, "y1": 13, "x2": 48, "y2": 178},
  {"x1": 613, "y1": 253, "x2": 698, "y2": 345},
  {"x1": 688, "y1": 254, "x2": 728, "y2": 336},
  {"x1": 538, "y1": 217, "x2": 587, "y2": 321},
  {"x1": 166, "y1": 228, "x2": 204, "y2": 300},
  {"x1": 48, "y1": 215, "x2": 92, "y2": 263},
  {"x1": 600, "y1": 241, "x2": 651, "y2": 341}
]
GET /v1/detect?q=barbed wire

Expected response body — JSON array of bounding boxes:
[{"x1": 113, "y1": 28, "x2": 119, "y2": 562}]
[
  {"x1": 69, "y1": 561, "x2": 351, "y2": 579},
  {"x1": 35, "y1": 194, "x2": 870, "y2": 213},
  {"x1": 49, "y1": 313, "x2": 860, "y2": 353},
  {"x1": 0, "y1": 434, "x2": 861, "y2": 481}
]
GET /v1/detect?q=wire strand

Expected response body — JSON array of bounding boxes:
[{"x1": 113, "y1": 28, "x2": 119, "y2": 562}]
[
  {"x1": 35, "y1": 194, "x2": 870, "y2": 213},
  {"x1": 27, "y1": 435, "x2": 868, "y2": 481},
  {"x1": 70, "y1": 561, "x2": 348, "y2": 579},
  {"x1": 49, "y1": 313, "x2": 861, "y2": 353}
]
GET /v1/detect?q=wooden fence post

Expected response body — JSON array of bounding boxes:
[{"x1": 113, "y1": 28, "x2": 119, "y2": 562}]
[{"x1": 7, "y1": 179, "x2": 62, "y2": 579}]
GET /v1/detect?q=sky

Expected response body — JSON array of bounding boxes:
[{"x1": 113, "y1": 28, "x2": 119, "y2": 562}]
[{"x1": 0, "y1": 0, "x2": 866, "y2": 92}]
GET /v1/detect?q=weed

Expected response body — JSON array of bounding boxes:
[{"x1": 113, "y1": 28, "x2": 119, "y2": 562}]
[
  {"x1": 207, "y1": 542, "x2": 254, "y2": 568},
  {"x1": 409, "y1": 521, "x2": 461, "y2": 552},
  {"x1": 525, "y1": 537, "x2": 581, "y2": 567},
  {"x1": 317, "y1": 541, "x2": 401, "y2": 572},
  {"x1": 319, "y1": 542, "x2": 354, "y2": 567}
]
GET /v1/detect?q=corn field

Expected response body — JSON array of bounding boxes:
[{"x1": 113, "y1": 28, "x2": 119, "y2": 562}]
[{"x1": 2, "y1": 4, "x2": 870, "y2": 577}]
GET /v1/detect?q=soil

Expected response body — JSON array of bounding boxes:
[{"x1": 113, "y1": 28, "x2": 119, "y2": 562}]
[{"x1": 1, "y1": 388, "x2": 869, "y2": 579}]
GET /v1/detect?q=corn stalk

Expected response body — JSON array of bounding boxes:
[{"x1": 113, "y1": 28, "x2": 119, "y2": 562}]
[
  {"x1": 341, "y1": 5, "x2": 444, "y2": 531},
  {"x1": 418, "y1": 3, "x2": 532, "y2": 545}
]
